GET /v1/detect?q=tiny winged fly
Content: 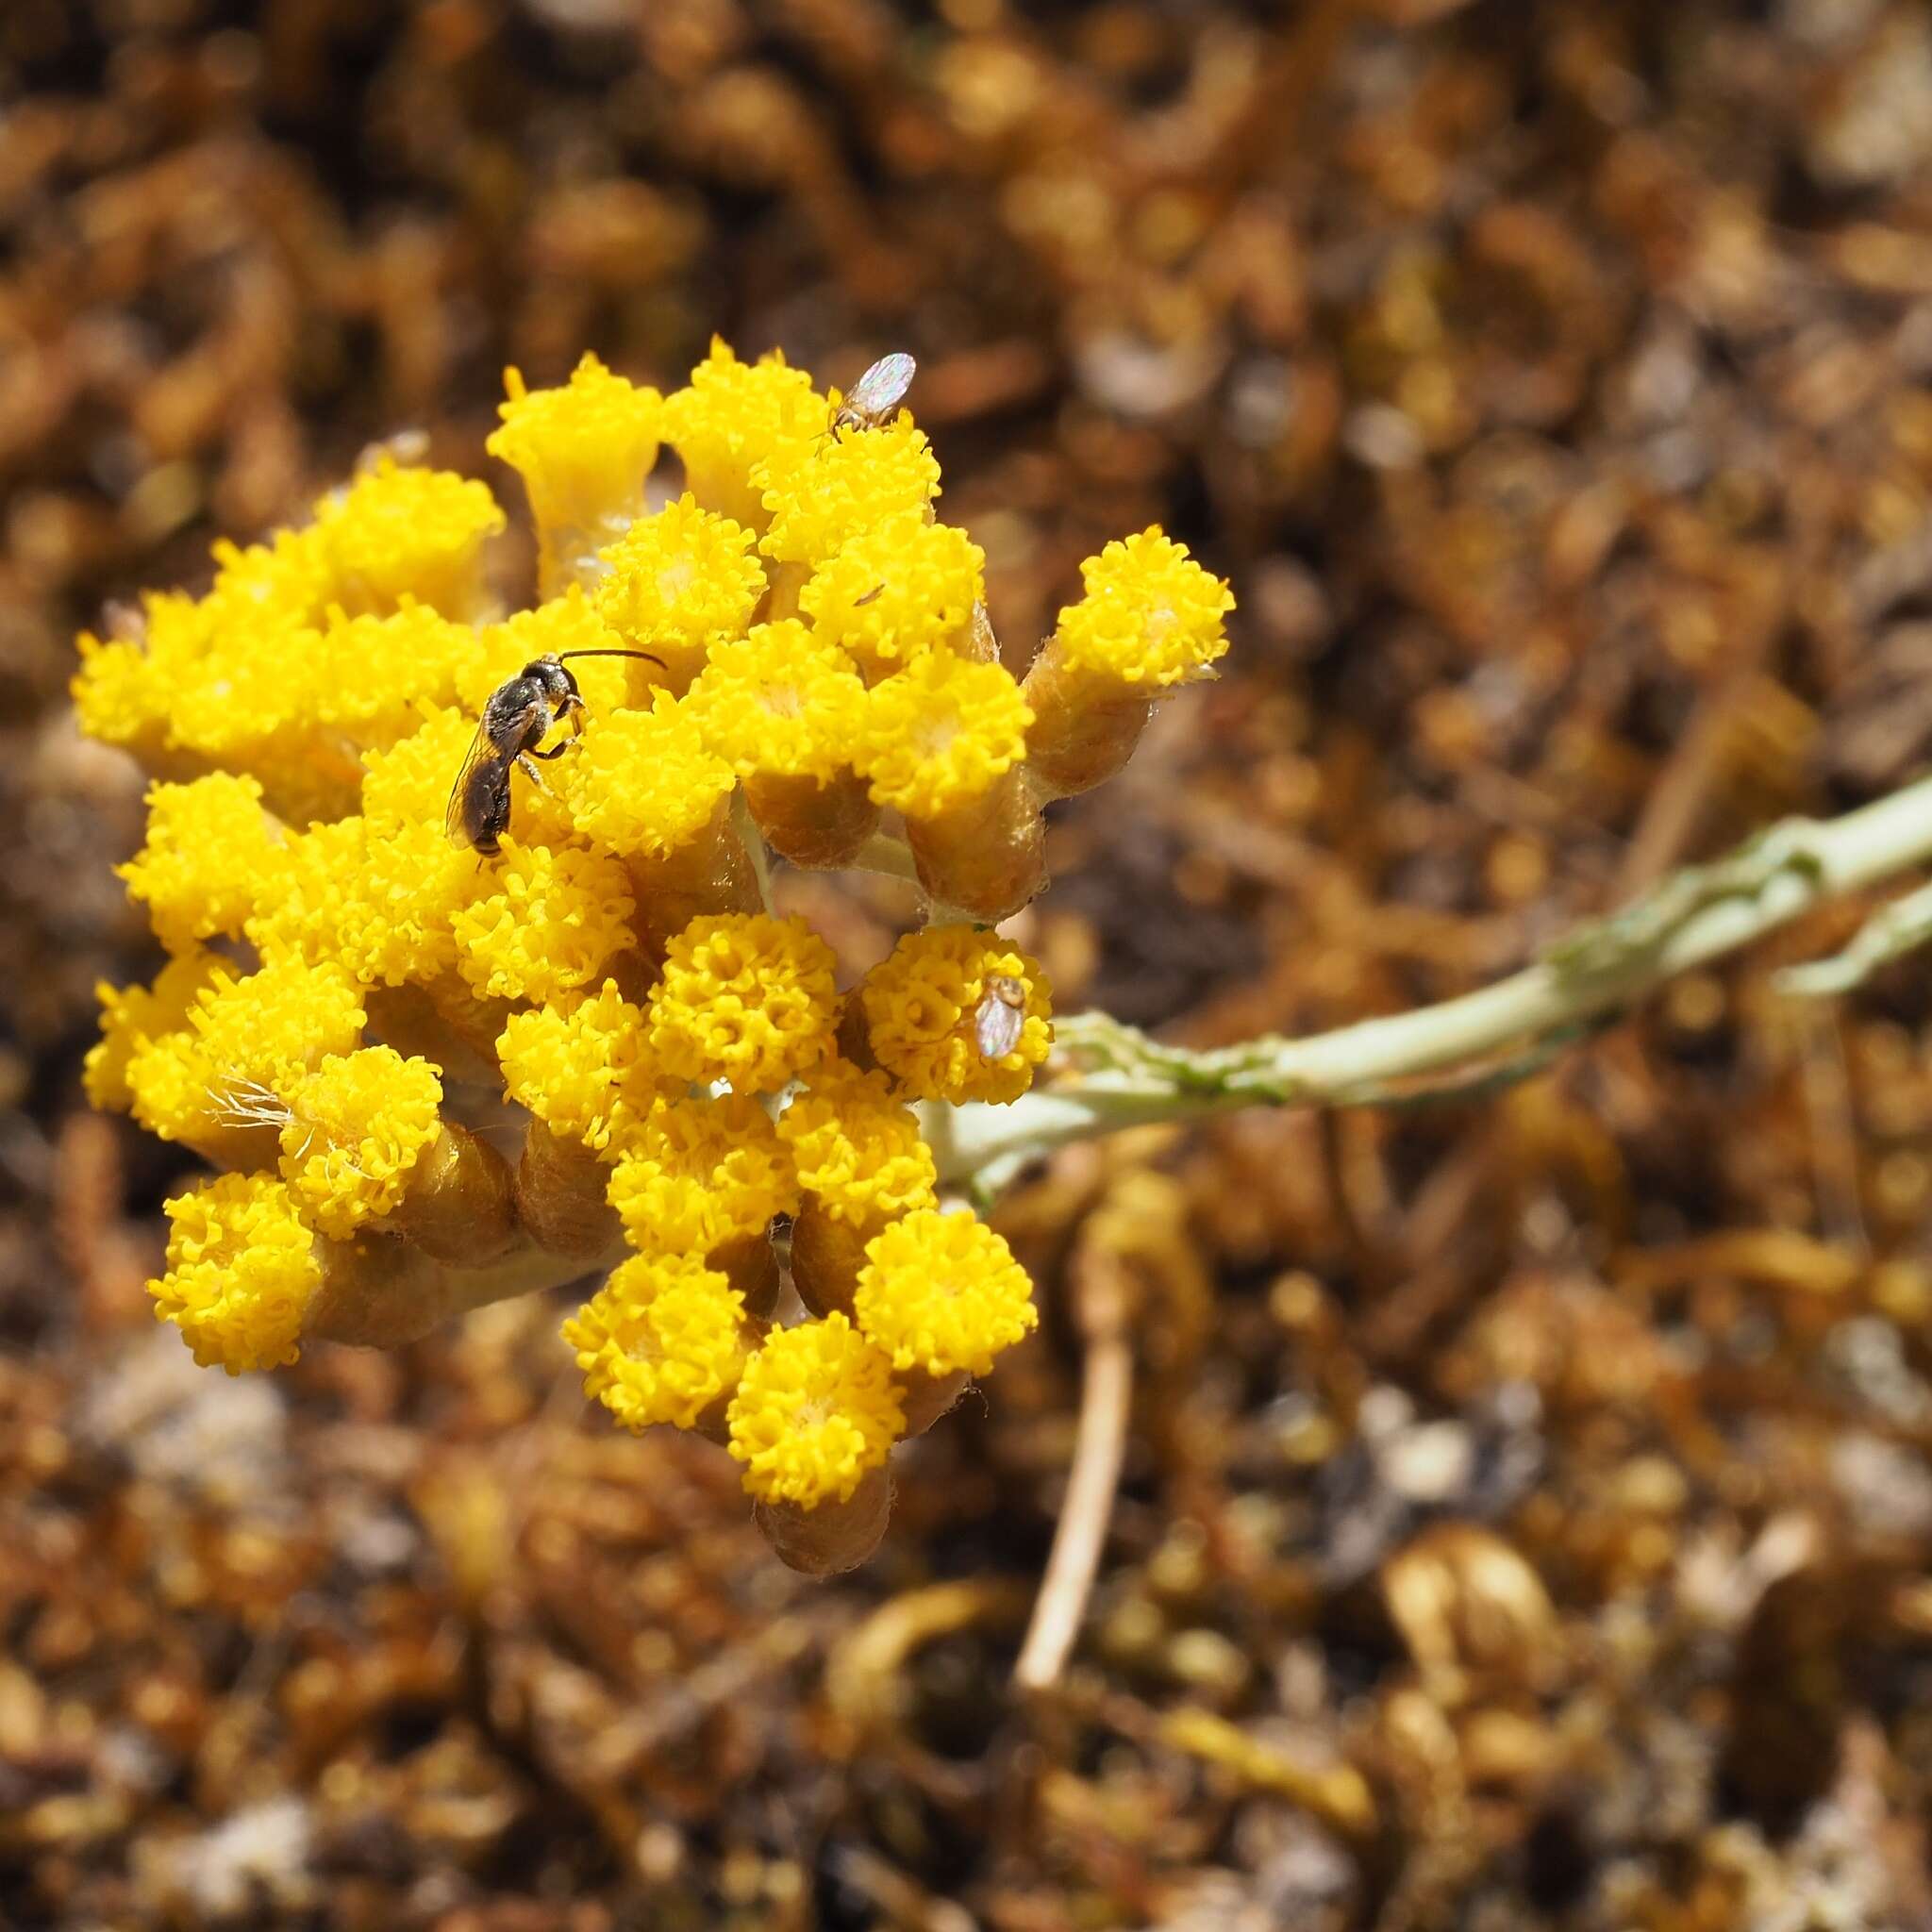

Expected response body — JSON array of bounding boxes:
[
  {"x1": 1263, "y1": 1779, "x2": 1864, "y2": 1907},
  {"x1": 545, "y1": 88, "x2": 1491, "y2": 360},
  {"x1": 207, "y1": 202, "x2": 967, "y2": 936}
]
[
  {"x1": 827, "y1": 353, "x2": 916, "y2": 437},
  {"x1": 974, "y1": 974, "x2": 1027, "y2": 1059},
  {"x1": 446, "y1": 648, "x2": 663, "y2": 857}
]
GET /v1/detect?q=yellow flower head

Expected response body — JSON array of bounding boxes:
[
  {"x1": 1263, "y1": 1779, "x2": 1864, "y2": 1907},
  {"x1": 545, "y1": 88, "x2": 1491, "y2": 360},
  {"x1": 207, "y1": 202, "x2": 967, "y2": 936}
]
[
  {"x1": 330, "y1": 820, "x2": 472, "y2": 987},
  {"x1": 608, "y1": 1091, "x2": 797, "y2": 1255},
  {"x1": 276, "y1": 1046, "x2": 444, "y2": 1238},
  {"x1": 85, "y1": 952, "x2": 223, "y2": 1113},
  {"x1": 204, "y1": 528, "x2": 334, "y2": 630},
  {"x1": 158, "y1": 609, "x2": 314, "y2": 767},
  {"x1": 306, "y1": 602, "x2": 478, "y2": 748},
  {"x1": 663, "y1": 339, "x2": 827, "y2": 528},
  {"x1": 1052, "y1": 527, "x2": 1233, "y2": 688},
  {"x1": 489, "y1": 355, "x2": 663, "y2": 537},
  {"x1": 682, "y1": 621, "x2": 869, "y2": 783},
  {"x1": 758, "y1": 418, "x2": 941, "y2": 567},
  {"x1": 449, "y1": 839, "x2": 636, "y2": 1003},
  {"x1": 73, "y1": 626, "x2": 171, "y2": 756},
  {"x1": 117, "y1": 774, "x2": 279, "y2": 954},
  {"x1": 725, "y1": 1311, "x2": 905, "y2": 1507},
  {"x1": 497, "y1": 979, "x2": 672, "y2": 1154},
  {"x1": 312, "y1": 458, "x2": 506, "y2": 619},
  {"x1": 125, "y1": 955, "x2": 367, "y2": 1145},
  {"x1": 801, "y1": 511, "x2": 985, "y2": 677},
  {"x1": 360, "y1": 708, "x2": 473, "y2": 832},
  {"x1": 563, "y1": 1252, "x2": 750, "y2": 1432},
  {"x1": 593, "y1": 493, "x2": 764, "y2": 680},
  {"x1": 860, "y1": 927, "x2": 1053, "y2": 1104},
  {"x1": 236, "y1": 816, "x2": 362, "y2": 968},
  {"x1": 646, "y1": 911, "x2": 839, "y2": 1093},
  {"x1": 776, "y1": 1059, "x2": 937, "y2": 1227},
  {"x1": 853, "y1": 1206, "x2": 1037, "y2": 1377},
  {"x1": 151, "y1": 1174, "x2": 321, "y2": 1374},
  {"x1": 852, "y1": 652, "x2": 1032, "y2": 820},
  {"x1": 559, "y1": 696, "x2": 736, "y2": 860}
]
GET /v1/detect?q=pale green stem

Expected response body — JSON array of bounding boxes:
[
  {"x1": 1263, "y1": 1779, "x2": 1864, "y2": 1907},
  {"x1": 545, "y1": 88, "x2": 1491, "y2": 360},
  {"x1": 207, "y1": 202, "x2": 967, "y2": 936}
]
[
  {"x1": 927, "y1": 773, "x2": 1932, "y2": 1190},
  {"x1": 848, "y1": 829, "x2": 922, "y2": 883},
  {"x1": 1777, "y1": 876, "x2": 1932, "y2": 997},
  {"x1": 732, "y1": 787, "x2": 775, "y2": 913}
]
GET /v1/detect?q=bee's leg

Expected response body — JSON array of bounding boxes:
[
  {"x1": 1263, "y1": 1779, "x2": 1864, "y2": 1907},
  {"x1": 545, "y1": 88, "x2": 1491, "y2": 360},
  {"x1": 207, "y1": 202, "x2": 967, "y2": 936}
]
[
  {"x1": 527, "y1": 741, "x2": 573, "y2": 760},
  {"x1": 516, "y1": 752, "x2": 555, "y2": 795}
]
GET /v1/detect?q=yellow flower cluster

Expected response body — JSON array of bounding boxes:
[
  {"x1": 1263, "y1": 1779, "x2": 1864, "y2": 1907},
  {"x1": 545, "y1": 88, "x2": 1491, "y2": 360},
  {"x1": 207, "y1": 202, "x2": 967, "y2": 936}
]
[{"x1": 77, "y1": 338, "x2": 1233, "y2": 1556}]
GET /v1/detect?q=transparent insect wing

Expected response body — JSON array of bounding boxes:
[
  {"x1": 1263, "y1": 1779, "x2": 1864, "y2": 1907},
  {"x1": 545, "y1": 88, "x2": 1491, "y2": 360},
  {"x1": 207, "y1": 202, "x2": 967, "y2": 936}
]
[
  {"x1": 848, "y1": 353, "x2": 916, "y2": 421},
  {"x1": 974, "y1": 991, "x2": 1025, "y2": 1060}
]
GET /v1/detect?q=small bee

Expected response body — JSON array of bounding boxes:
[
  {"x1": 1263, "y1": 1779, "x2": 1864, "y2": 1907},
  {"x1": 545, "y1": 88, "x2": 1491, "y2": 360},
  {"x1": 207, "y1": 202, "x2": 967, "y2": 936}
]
[
  {"x1": 974, "y1": 974, "x2": 1027, "y2": 1059},
  {"x1": 446, "y1": 648, "x2": 663, "y2": 857},
  {"x1": 827, "y1": 352, "x2": 917, "y2": 437}
]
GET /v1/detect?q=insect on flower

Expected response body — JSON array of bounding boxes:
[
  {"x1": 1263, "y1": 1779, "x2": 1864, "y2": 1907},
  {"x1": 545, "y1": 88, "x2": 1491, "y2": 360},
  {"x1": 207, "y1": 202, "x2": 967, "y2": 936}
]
[
  {"x1": 974, "y1": 974, "x2": 1027, "y2": 1059},
  {"x1": 828, "y1": 353, "x2": 917, "y2": 436},
  {"x1": 448, "y1": 648, "x2": 664, "y2": 856}
]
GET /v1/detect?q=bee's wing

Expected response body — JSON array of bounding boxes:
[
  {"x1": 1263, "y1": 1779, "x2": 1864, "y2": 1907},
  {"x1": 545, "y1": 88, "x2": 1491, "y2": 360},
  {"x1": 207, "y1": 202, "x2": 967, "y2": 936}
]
[
  {"x1": 445, "y1": 719, "x2": 508, "y2": 848},
  {"x1": 850, "y1": 352, "x2": 916, "y2": 417}
]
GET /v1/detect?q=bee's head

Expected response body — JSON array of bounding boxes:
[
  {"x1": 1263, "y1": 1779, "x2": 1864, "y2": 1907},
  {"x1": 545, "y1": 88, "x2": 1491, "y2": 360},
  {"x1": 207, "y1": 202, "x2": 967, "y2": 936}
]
[{"x1": 525, "y1": 658, "x2": 580, "y2": 705}]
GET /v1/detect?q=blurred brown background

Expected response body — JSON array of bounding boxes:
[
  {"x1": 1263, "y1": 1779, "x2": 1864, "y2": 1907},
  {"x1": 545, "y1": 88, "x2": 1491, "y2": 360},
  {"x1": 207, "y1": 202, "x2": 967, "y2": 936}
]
[{"x1": 9, "y1": 1, "x2": 1932, "y2": 1925}]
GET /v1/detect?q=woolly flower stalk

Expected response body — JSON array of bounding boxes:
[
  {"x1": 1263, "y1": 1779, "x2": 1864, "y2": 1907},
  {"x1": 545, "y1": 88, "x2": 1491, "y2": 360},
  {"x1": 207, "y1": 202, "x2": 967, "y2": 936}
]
[{"x1": 75, "y1": 335, "x2": 1231, "y2": 1570}]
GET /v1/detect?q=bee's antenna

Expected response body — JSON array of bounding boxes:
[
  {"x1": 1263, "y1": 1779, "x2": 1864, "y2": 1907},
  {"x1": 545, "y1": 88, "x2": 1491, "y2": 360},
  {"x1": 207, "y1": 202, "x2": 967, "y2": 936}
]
[{"x1": 557, "y1": 648, "x2": 668, "y2": 669}]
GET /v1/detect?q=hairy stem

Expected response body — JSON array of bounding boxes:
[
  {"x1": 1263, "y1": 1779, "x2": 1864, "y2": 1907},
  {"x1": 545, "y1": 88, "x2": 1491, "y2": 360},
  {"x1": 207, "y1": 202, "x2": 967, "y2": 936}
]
[{"x1": 929, "y1": 772, "x2": 1932, "y2": 1188}]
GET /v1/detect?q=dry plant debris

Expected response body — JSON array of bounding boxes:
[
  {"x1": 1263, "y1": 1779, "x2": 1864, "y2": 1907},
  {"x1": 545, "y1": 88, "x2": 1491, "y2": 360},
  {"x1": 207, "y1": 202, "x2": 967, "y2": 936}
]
[{"x1": 9, "y1": 1, "x2": 1932, "y2": 1926}]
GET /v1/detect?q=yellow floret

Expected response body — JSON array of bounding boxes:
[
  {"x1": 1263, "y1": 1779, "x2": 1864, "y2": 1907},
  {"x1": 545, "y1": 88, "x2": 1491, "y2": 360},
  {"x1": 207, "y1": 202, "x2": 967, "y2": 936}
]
[
  {"x1": 681, "y1": 621, "x2": 869, "y2": 783},
  {"x1": 758, "y1": 418, "x2": 941, "y2": 567},
  {"x1": 488, "y1": 355, "x2": 663, "y2": 538},
  {"x1": 852, "y1": 652, "x2": 1032, "y2": 820},
  {"x1": 646, "y1": 912, "x2": 840, "y2": 1093},
  {"x1": 497, "y1": 979, "x2": 672, "y2": 1154},
  {"x1": 607, "y1": 1092, "x2": 797, "y2": 1255},
  {"x1": 312, "y1": 458, "x2": 506, "y2": 619},
  {"x1": 243, "y1": 816, "x2": 371, "y2": 969},
  {"x1": 118, "y1": 774, "x2": 279, "y2": 953},
  {"x1": 307, "y1": 602, "x2": 479, "y2": 747},
  {"x1": 159, "y1": 609, "x2": 314, "y2": 764},
  {"x1": 203, "y1": 527, "x2": 334, "y2": 630},
  {"x1": 84, "y1": 952, "x2": 224, "y2": 1113},
  {"x1": 360, "y1": 708, "x2": 475, "y2": 832},
  {"x1": 151, "y1": 1174, "x2": 322, "y2": 1374},
  {"x1": 860, "y1": 927, "x2": 1053, "y2": 1104},
  {"x1": 776, "y1": 1059, "x2": 937, "y2": 1226},
  {"x1": 1051, "y1": 527, "x2": 1233, "y2": 688},
  {"x1": 332, "y1": 820, "x2": 472, "y2": 987},
  {"x1": 853, "y1": 1207, "x2": 1038, "y2": 1377},
  {"x1": 563, "y1": 1253, "x2": 749, "y2": 1432},
  {"x1": 560, "y1": 696, "x2": 737, "y2": 859},
  {"x1": 73, "y1": 628, "x2": 172, "y2": 755},
  {"x1": 449, "y1": 839, "x2": 636, "y2": 1002},
  {"x1": 277, "y1": 1047, "x2": 444, "y2": 1238},
  {"x1": 126, "y1": 956, "x2": 368, "y2": 1144},
  {"x1": 800, "y1": 511, "x2": 984, "y2": 676},
  {"x1": 662, "y1": 339, "x2": 827, "y2": 528},
  {"x1": 593, "y1": 493, "x2": 764, "y2": 681},
  {"x1": 725, "y1": 1312, "x2": 905, "y2": 1507}
]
